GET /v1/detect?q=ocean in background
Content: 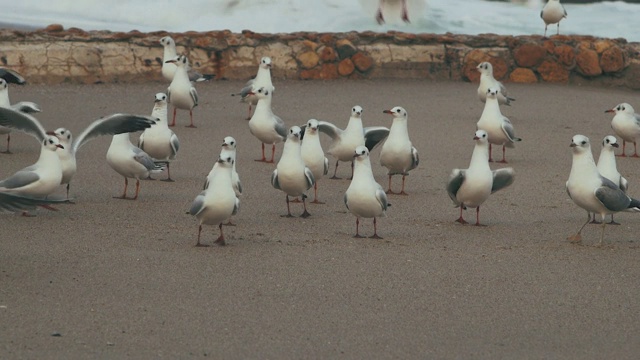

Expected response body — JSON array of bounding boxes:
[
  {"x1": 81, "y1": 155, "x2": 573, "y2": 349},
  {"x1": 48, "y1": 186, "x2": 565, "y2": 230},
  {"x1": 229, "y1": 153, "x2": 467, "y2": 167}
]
[{"x1": 3, "y1": 0, "x2": 640, "y2": 42}]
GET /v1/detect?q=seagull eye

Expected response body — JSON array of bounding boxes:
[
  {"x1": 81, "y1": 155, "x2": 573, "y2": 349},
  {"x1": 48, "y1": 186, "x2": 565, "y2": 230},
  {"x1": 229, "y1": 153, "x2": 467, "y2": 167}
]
[
  {"x1": 396, "y1": 109, "x2": 401, "y2": 113},
  {"x1": 581, "y1": 141, "x2": 586, "y2": 145}
]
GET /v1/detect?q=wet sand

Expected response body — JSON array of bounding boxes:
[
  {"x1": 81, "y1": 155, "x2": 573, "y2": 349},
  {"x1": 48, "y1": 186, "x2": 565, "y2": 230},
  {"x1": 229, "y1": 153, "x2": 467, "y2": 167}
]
[{"x1": 1, "y1": 79, "x2": 640, "y2": 358}]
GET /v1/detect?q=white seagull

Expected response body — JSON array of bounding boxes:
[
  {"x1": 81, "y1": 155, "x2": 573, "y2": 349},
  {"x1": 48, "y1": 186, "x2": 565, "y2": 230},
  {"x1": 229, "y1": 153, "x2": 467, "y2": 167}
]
[
  {"x1": 166, "y1": 55, "x2": 199, "y2": 128},
  {"x1": 301, "y1": 119, "x2": 329, "y2": 204},
  {"x1": 271, "y1": 126, "x2": 315, "y2": 218},
  {"x1": 0, "y1": 136, "x2": 65, "y2": 215},
  {"x1": 317, "y1": 106, "x2": 389, "y2": 179},
  {"x1": 205, "y1": 136, "x2": 242, "y2": 225},
  {"x1": 446, "y1": 130, "x2": 515, "y2": 226},
  {"x1": 476, "y1": 62, "x2": 514, "y2": 106},
  {"x1": 605, "y1": 103, "x2": 640, "y2": 157},
  {"x1": 160, "y1": 36, "x2": 214, "y2": 83},
  {"x1": 566, "y1": 134, "x2": 640, "y2": 246},
  {"x1": 232, "y1": 56, "x2": 274, "y2": 120},
  {"x1": 0, "y1": 107, "x2": 156, "y2": 199},
  {"x1": 247, "y1": 86, "x2": 287, "y2": 163},
  {"x1": 0, "y1": 67, "x2": 26, "y2": 85},
  {"x1": 190, "y1": 155, "x2": 239, "y2": 247},
  {"x1": 476, "y1": 88, "x2": 522, "y2": 163},
  {"x1": 375, "y1": 0, "x2": 410, "y2": 24},
  {"x1": 106, "y1": 132, "x2": 165, "y2": 200},
  {"x1": 592, "y1": 135, "x2": 628, "y2": 225},
  {"x1": 0, "y1": 79, "x2": 42, "y2": 154},
  {"x1": 344, "y1": 146, "x2": 389, "y2": 238},
  {"x1": 138, "y1": 92, "x2": 180, "y2": 181},
  {"x1": 379, "y1": 106, "x2": 419, "y2": 195},
  {"x1": 541, "y1": 0, "x2": 568, "y2": 37}
]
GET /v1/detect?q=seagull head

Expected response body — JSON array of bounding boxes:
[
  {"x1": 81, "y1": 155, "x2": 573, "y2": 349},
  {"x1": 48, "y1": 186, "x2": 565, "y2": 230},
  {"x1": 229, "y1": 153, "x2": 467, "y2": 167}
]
[
  {"x1": 306, "y1": 119, "x2": 319, "y2": 133},
  {"x1": 247, "y1": 86, "x2": 272, "y2": 98},
  {"x1": 43, "y1": 135, "x2": 64, "y2": 151},
  {"x1": 383, "y1": 106, "x2": 407, "y2": 119},
  {"x1": 46, "y1": 128, "x2": 72, "y2": 144},
  {"x1": 570, "y1": 135, "x2": 591, "y2": 153},
  {"x1": 165, "y1": 55, "x2": 188, "y2": 67},
  {"x1": 602, "y1": 135, "x2": 619, "y2": 149},
  {"x1": 476, "y1": 62, "x2": 493, "y2": 76},
  {"x1": 473, "y1": 130, "x2": 489, "y2": 143},
  {"x1": 222, "y1": 136, "x2": 237, "y2": 150},
  {"x1": 154, "y1": 92, "x2": 168, "y2": 104},
  {"x1": 605, "y1": 103, "x2": 634, "y2": 116},
  {"x1": 486, "y1": 87, "x2": 499, "y2": 99},
  {"x1": 260, "y1": 57, "x2": 272, "y2": 69},
  {"x1": 159, "y1": 36, "x2": 175, "y2": 48},
  {"x1": 288, "y1": 126, "x2": 302, "y2": 141},
  {"x1": 353, "y1": 145, "x2": 369, "y2": 159},
  {"x1": 351, "y1": 106, "x2": 363, "y2": 118},
  {"x1": 216, "y1": 155, "x2": 234, "y2": 167}
]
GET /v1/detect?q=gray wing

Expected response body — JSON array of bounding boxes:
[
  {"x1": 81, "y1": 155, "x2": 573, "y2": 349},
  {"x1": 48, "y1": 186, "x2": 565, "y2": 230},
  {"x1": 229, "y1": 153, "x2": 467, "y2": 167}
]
[
  {"x1": 170, "y1": 132, "x2": 180, "y2": 159},
  {"x1": 72, "y1": 114, "x2": 156, "y2": 154},
  {"x1": 498, "y1": 81, "x2": 508, "y2": 97},
  {"x1": 11, "y1": 101, "x2": 41, "y2": 114},
  {"x1": 410, "y1": 146, "x2": 419, "y2": 171},
  {"x1": 376, "y1": 188, "x2": 389, "y2": 211},
  {"x1": 596, "y1": 176, "x2": 631, "y2": 212},
  {"x1": 491, "y1": 168, "x2": 515, "y2": 193},
  {"x1": 0, "y1": 192, "x2": 66, "y2": 213},
  {"x1": 138, "y1": 132, "x2": 145, "y2": 149},
  {"x1": 634, "y1": 113, "x2": 640, "y2": 127},
  {"x1": 133, "y1": 147, "x2": 162, "y2": 171},
  {"x1": 187, "y1": 69, "x2": 214, "y2": 82},
  {"x1": 0, "y1": 170, "x2": 40, "y2": 190},
  {"x1": 190, "y1": 87, "x2": 198, "y2": 107},
  {"x1": 501, "y1": 117, "x2": 521, "y2": 143},
  {"x1": 344, "y1": 193, "x2": 349, "y2": 210},
  {"x1": 239, "y1": 82, "x2": 253, "y2": 99},
  {"x1": 235, "y1": 178, "x2": 243, "y2": 195},
  {"x1": 620, "y1": 176, "x2": 628, "y2": 193},
  {"x1": 304, "y1": 167, "x2": 315, "y2": 190},
  {"x1": 446, "y1": 169, "x2": 465, "y2": 205},
  {"x1": 562, "y1": 4, "x2": 567, "y2": 17},
  {"x1": 0, "y1": 107, "x2": 47, "y2": 142},
  {"x1": 323, "y1": 157, "x2": 329, "y2": 176},
  {"x1": 274, "y1": 115, "x2": 287, "y2": 139},
  {"x1": 0, "y1": 68, "x2": 26, "y2": 85},
  {"x1": 565, "y1": 181, "x2": 573, "y2": 201},
  {"x1": 271, "y1": 169, "x2": 280, "y2": 190},
  {"x1": 364, "y1": 126, "x2": 390, "y2": 151},
  {"x1": 540, "y1": 9, "x2": 543, "y2": 19},
  {"x1": 232, "y1": 197, "x2": 240, "y2": 216},
  {"x1": 166, "y1": 87, "x2": 171, "y2": 103},
  {"x1": 317, "y1": 121, "x2": 343, "y2": 140},
  {"x1": 189, "y1": 191, "x2": 207, "y2": 216}
]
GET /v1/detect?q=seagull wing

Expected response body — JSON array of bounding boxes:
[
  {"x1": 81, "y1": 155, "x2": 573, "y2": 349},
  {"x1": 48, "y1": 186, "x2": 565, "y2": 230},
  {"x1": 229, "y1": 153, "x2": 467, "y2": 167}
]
[
  {"x1": 271, "y1": 169, "x2": 280, "y2": 190},
  {"x1": 317, "y1": 121, "x2": 343, "y2": 140},
  {"x1": 189, "y1": 191, "x2": 207, "y2": 216},
  {"x1": 0, "y1": 68, "x2": 26, "y2": 85},
  {"x1": 491, "y1": 168, "x2": 515, "y2": 193},
  {"x1": 0, "y1": 107, "x2": 47, "y2": 142},
  {"x1": 364, "y1": 126, "x2": 390, "y2": 151},
  {"x1": 72, "y1": 114, "x2": 156, "y2": 154},
  {"x1": 446, "y1": 169, "x2": 465, "y2": 205},
  {"x1": 595, "y1": 176, "x2": 631, "y2": 212}
]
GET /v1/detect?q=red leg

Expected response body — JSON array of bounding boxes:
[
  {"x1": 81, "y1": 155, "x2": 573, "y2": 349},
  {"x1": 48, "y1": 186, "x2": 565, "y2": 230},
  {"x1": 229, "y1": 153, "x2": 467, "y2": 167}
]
[
  {"x1": 186, "y1": 110, "x2": 196, "y2": 128},
  {"x1": 330, "y1": 160, "x2": 341, "y2": 179},
  {"x1": 633, "y1": 142, "x2": 639, "y2": 157},
  {"x1": 474, "y1": 207, "x2": 486, "y2": 226},
  {"x1": 488, "y1": 144, "x2": 494, "y2": 162},
  {"x1": 170, "y1": 107, "x2": 177, "y2": 127},
  {"x1": 255, "y1": 143, "x2": 267, "y2": 162},
  {"x1": 161, "y1": 163, "x2": 174, "y2": 182},
  {"x1": 195, "y1": 225, "x2": 209, "y2": 247},
  {"x1": 399, "y1": 175, "x2": 408, "y2": 195},
  {"x1": 385, "y1": 174, "x2": 395, "y2": 194},
  {"x1": 132, "y1": 179, "x2": 141, "y2": 200},
  {"x1": 311, "y1": 182, "x2": 325, "y2": 204},
  {"x1": 245, "y1": 104, "x2": 252, "y2": 121},
  {"x1": 281, "y1": 195, "x2": 294, "y2": 217},
  {"x1": 214, "y1": 223, "x2": 226, "y2": 246},
  {"x1": 1, "y1": 133, "x2": 11, "y2": 154},
  {"x1": 617, "y1": 141, "x2": 627, "y2": 157},
  {"x1": 369, "y1": 217, "x2": 383, "y2": 239},
  {"x1": 354, "y1": 217, "x2": 364, "y2": 238},
  {"x1": 455, "y1": 206, "x2": 468, "y2": 224},
  {"x1": 113, "y1": 177, "x2": 129, "y2": 199},
  {"x1": 268, "y1": 144, "x2": 276, "y2": 163},
  {"x1": 498, "y1": 145, "x2": 508, "y2": 163}
]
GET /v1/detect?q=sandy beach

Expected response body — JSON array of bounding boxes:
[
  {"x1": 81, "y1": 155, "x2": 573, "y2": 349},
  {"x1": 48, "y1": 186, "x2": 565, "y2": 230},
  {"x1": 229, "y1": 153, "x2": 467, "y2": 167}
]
[{"x1": 1, "y1": 79, "x2": 640, "y2": 358}]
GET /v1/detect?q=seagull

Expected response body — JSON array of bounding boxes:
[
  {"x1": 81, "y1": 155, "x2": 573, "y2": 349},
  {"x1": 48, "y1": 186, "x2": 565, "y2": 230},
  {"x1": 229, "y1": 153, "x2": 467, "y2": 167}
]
[
  {"x1": 247, "y1": 86, "x2": 286, "y2": 163},
  {"x1": 166, "y1": 55, "x2": 199, "y2": 128},
  {"x1": 160, "y1": 36, "x2": 214, "y2": 83},
  {"x1": 232, "y1": 57, "x2": 274, "y2": 120},
  {"x1": 317, "y1": 106, "x2": 389, "y2": 179},
  {"x1": 138, "y1": 93, "x2": 180, "y2": 181},
  {"x1": 0, "y1": 136, "x2": 65, "y2": 215},
  {"x1": 541, "y1": 0, "x2": 567, "y2": 37},
  {"x1": 205, "y1": 136, "x2": 242, "y2": 225},
  {"x1": 0, "y1": 67, "x2": 26, "y2": 85},
  {"x1": 476, "y1": 62, "x2": 514, "y2": 106},
  {"x1": 605, "y1": 103, "x2": 640, "y2": 157},
  {"x1": 0, "y1": 79, "x2": 42, "y2": 154},
  {"x1": 190, "y1": 155, "x2": 239, "y2": 247},
  {"x1": 375, "y1": 0, "x2": 410, "y2": 24},
  {"x1": 476, "y1": 88, "x2": 522, "y2": 163},
  {"x1": 106, "y1": 132, "x2": 165, "y2": 201},
  {"x1": 591, "y1": 135, "x2": 628, "y2": 225},
  {"x1": 301, "y1": 119, "x2": 329, "y2": 204},
  {"x1": 446, "y1": 130, "x2": 515, "y2": 226},
  {"x1": 566, "y1": 134, "x2": 640, "y2": 246},
  {"x1": 344, "y1": 146, "x2": 389, "y2": 238},
  {"x1": 271, "y1": 126, "x2": 315, "y2": 218},
  {"x1": 379, "y1": 106, "x2": 419, "y2": 195},
  {"x1": 0, "y1": 107, "x2": 156, "y2": 199}
]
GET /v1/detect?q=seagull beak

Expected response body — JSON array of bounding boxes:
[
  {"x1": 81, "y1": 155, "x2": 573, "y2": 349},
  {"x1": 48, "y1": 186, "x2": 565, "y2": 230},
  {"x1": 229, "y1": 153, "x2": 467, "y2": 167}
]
[
  {"x1": 247, "y1": 91, "x2": 255, "y2": 96},
  {"x1": 56, "y1": 144, "x2": 64, "y2": 149},
  {"x1": 612, "y1": 143, "x2": 620, "y2": 148},
  {"x1": 473, "y1": 136, "x2": 480, "y2": 140},
  {"x1": 46, "y1": 131, "x2": 56, "y2": 135},
  {"x1": 383, "y1": 109, "x2": 393, "y2": 114},
  {"x1": 605, "y1": 109, "x2": 615, "y2": 113},
  {"x1": 570, "y1": 143, "x2": 577, "y2": 147},
  {"x1": 165, "y1": 59, "x2": 177, "y2": 64}
]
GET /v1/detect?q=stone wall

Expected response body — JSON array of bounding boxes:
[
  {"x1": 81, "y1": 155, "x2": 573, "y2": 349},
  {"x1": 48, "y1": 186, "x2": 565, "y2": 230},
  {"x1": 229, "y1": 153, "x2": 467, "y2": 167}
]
[{"x1": 1, "y1": 24, "x2": 639, "y2": 89}]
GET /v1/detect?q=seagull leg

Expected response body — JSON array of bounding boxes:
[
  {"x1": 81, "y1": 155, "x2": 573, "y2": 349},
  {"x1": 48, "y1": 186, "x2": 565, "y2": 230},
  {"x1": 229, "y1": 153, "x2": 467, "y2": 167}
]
[
  {"x1": 131, "y1": 179, "x2": 141, "y2": 200},
  {"x1": 195, "y1": 225, "x2": 209, "y2": 247},
  {"x1": 633, "y1": 142, "x2": 639, "y2": 157},
  {"x1": 385, "y1": 174, "x2": 396, "y2": 194},
  {"x1": 281, "y1": 195, "x2": 294, "y2": 218},
  {"x1": 300, "y1": 195, "x2": 311, "y2": 218},
  {"x1": 311, "y1": 182, "x2": 325, "y2": 204},
  {"x1": 161, "y1": 163, "x2": 175, "y2": 182},
  {"x1": 369, "y1": 217, "x2": 383, "y2": 239},
  {"x1": 401, "y1": 0, "x2": 410, "y2": 23},
  {"x1": 607, "y1": 214, "x2": 620, "y2": 225},
  {"x1": 568, "y1": 214, "x2": 591, "y2": 243},
  {"x1": 1, "y1": 134, "x2": 11, "y2": 154},
  {"x1": 455, "y1": 206, "x2": 468, "y2": 224},
  {"x1": 498, "y1": 145, "x2": 508, "y2": 163},
  {"x1": 556, "y1": 23, "x2": 560, "y2": 36},
  {"x1": 186, "y1": 110, "x2": 197, "y2": 128},
  {"x1": 268, "y1": 144, "x2": 276, "y2": 163},
  {"x1": 214, "y1": 223, "x2": 226, "y2": 246},
  {"x1": 399, "y1": 175, "x2": 409, "y2": 195},
  {"x1": 544, "y1": 25, "x2": 548, "y2": 38},
  {"x1": 170, "y1": 107, "x2": 177, "y2": 127},
  {"x1": 330, "y1": 160, "x2": 341, "y2": 179},
  {"x1": 245, "y1": 104, "x2": 252, "y2": 121},
  {"x1": 589, "y1": 212, "x2": 601, "y2": 224},
  {"x1": 255, "y1": 143, "x2": 267, "y2": 162},
  {"x1": 354, "y1": 218, "x2": 365, "y2": 238},
  {"x1": 113, "y1": 177, "x2": 129, "y2": 199},
  {"x1": 488, "y1": 144, "x2": 494, "y2": 162},
  {"x1": 376, "y1": 1, "x2": 385, "y2": 24},
  {"x1": 598, "y1": 220, "x2": 606, "y2": 247},
  {"x1": 474, "y1": 207, "x2": 486, "y2": 226},
  {"x1": 223, "y1": 218, "x2": 237, "y2": 226},
  {"x1": 617, "y1": 141, "x2": 627, "y2": 157}
]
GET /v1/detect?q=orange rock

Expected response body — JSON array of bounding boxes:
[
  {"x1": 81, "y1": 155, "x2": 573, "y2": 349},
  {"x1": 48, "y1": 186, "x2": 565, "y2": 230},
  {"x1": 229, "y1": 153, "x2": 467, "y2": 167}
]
[
  {"x1": 193, "y1": 36, "x2": 213, "y2": 48},
  {"x1": 303, "y1": 40, "x2": 319, "y2": 52},
  {"x1": 463, "y1": 49, "x2": 508, "y2": 82},
  {"x1": 318, "y1": 46, "x2": 337, "y2": 62},
  {"x1": 509, "y1": 68, "x2": 537, "y2": 83},
  {"x1": 576, "y1": 49, "x2": 602, "y2": 76},
  {"x1": 44, "y1": 24, "x2": 64, "y2": 32},
  {"x1": 297, "y1": 51, "x2": 320, "y2": 70},
  {"x1": 594, "y1": 40, "x2": 615, "y2": 54},
  {"x1": 338, "y1": 58, "x2": 355, "y2": 76},
  {"x1": 554, "y1": 45, "x2": 575, "y2": 67},
  {"x1": 299, "y1": 68, "x2": 320, "y2": 80},
  {"x1": 352, "y1": 52, "x2": 374, "y2": 72},
  {"x1": 514, "y1": 43, "x2": 547, "y2": 68},
  {"x1": 319, "y1": 63, "x2": 339, "y2": 79},
  {"x1": 542, "y1": 40, "x2": 555, "y2": 54},
  {"x1": 537, "y1": 60, "x2": 569, "y2": 83},
  {"x1": 319, "y1": 34, "x2": 334, "y2": 45},
  {"x1": 600, "y1": 46, "x2": 625, "y2": 73}
]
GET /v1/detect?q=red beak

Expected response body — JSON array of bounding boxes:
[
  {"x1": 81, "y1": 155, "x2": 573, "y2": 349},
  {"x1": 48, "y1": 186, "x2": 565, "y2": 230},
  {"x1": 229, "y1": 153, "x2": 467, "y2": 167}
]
[
  {"x1": 165, "y1": 59, "x2": 177, "y2": 64},
  {"x1": 56, "y1": 144, "x2": 64, "y2": 149},
  {"x1": 46, "y1": 131, "x2": 56, "y2": 135},
  {"x1": 473, "y1": 136, "x2": 480, "y2": 140},
  {"x1": 605, "y1": 109, "x2": 615, "y2": 113},
  {"x1": 383, "y1": 109, "x2": 393, "y2": 114}
]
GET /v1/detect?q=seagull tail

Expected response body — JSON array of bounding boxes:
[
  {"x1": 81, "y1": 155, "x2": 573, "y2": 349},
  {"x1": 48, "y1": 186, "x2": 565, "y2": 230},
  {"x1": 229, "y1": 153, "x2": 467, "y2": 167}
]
[
  {"x1": 627, "y1": 197, "x2": 640, "y2": 212},
  {"x1": 195, "y1": 74, "x2": 215, "y2": 82}
]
